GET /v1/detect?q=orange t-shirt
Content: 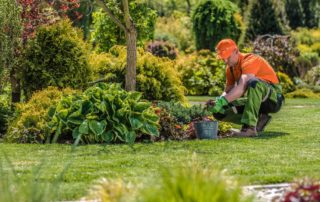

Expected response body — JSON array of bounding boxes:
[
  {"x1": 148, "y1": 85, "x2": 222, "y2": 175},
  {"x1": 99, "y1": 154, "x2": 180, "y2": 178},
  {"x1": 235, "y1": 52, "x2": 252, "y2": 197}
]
[{"x1": 226, "y1": 53, "x2": 279, "y2": 88}]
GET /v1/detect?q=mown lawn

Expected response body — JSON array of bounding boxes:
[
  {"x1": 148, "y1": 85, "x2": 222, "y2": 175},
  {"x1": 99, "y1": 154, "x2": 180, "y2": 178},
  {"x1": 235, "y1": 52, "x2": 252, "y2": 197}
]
[{"x1": 1, "y1": 98, "x2": 320, "y2": 200}]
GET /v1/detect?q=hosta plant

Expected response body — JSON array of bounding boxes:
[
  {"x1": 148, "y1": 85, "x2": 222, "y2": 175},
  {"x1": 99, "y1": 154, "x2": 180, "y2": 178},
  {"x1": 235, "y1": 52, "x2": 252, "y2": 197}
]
[{"x1": 48, "y1": 83, "x2": 159, "y2": 144}]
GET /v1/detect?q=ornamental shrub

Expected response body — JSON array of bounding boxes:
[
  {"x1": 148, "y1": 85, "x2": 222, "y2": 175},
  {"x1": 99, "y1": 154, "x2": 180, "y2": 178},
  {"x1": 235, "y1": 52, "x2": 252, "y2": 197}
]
[
  {"x1": 22, "y1": 20, "x2": 91, "y2": 100},
  {"x1": 4, "y1": 87, "x2": 77, "y2": 143},
  {"x1": 277, "y1": 72, "x2": 295, "y2": 94},
  {"x1": 285, "y1": 88, "x2": 320, "y2": 98},
  {"x1": 176, "y1": 50, "x2": 225, "y2": 96},
  {"x1": 192, "y1": 0, "x2": 242, "y2": 51},
  {"x1": 246, "y1": 0, "x2": 289, "y2": 40},
  {"x1": 253, "y1": 35, "x2": 300, "y2": 78},
  {"x1": 48, "y1": 83, "x2": 159, "y2": 144},
  {"x1": 304, "y1": 65, "x2": 320, "y2": 86},
  {"x1": 90, "y1": 46, "x2": 186, "y2": 102},
  {"x1": 282, "y1": 178, "x2": 320, "y2": 202},
  {"x1": 146, "y1": 40, "x2": 178, "y2": 60},
  {"x1": 91, "y1": 2, "x2": 156, "y2": 52},
  {"x1": 154, "y1": 12, "x2": 195, "y2": 52}
]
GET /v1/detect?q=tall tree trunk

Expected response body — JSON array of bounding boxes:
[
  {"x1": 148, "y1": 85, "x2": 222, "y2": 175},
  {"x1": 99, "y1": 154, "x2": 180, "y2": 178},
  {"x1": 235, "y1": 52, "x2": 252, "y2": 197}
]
[
  {"x1": 186, "y1": 0, "x2": 191, "y2": 15},
  {"x1": 123, "y1": 0, "x2": 136, "y2": 91},
  {"x1": 125, "y1": 28, "x2": 137, "y2": 91}
]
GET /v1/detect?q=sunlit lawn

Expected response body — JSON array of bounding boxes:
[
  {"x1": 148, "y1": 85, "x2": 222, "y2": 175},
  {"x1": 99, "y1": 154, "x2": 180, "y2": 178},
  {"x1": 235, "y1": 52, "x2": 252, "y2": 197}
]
[{"x1": 1, "y1": 98, "x2": 320, "y2": 200}]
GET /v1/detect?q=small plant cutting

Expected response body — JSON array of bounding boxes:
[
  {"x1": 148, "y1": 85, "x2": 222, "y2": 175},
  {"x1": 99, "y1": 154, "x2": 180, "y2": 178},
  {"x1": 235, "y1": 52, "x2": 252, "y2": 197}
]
[{"x1": 48, "y1": 83, "x2": 159, "y2": 144}]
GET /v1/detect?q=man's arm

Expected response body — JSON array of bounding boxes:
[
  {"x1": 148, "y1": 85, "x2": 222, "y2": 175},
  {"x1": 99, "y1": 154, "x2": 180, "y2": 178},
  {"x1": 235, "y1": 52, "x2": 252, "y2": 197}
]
[
  {"x1": 221, "y1": 85, "x2": 234, "y2": 96},
  {"x1": 224, "y1": 74, "x2": 255, "y2": 102}
]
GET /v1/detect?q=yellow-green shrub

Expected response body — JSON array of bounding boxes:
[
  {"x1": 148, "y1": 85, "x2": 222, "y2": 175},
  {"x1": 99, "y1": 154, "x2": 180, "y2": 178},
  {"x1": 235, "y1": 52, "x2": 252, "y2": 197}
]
[
  {"x1": 4, "y1": 87, "x2": 77, "y2": 143},
  {"x1": 90, "y1": 46, "x2": 186, "y2": 102},
  {"x1": 285, "y1": 88, "x2": 320, "y2": 98},
  {"x1": 304, "y1": 65, "x2": 320, "y2": 86},
  {"x1": 176, "y1": 50, "x2": 225, "y2": 96},
  {"x1": 22, "y1": 20, "x2": 91, "y2": 99},
  {"x1": 277, "y1": 72, "x2": 295, "y2": 94}
]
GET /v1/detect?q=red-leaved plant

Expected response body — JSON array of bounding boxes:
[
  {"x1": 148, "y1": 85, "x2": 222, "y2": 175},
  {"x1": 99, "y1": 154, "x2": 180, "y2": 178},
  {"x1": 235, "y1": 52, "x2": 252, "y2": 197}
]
[{"x1": 282, "y1": 178, "x2": 320, "y2": 202}]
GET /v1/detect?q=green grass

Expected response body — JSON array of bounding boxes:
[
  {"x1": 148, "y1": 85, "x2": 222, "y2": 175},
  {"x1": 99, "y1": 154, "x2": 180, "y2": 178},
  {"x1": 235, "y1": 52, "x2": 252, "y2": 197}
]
[{"x1": 1, "y1": 98, "x2": 320, "y2": 200}]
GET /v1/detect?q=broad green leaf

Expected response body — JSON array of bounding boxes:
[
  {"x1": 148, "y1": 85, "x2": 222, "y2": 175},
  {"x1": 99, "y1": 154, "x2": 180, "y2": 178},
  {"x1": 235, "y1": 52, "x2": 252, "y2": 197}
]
[
  {"x1": 47, "y1": 106, "x2": 56, "y2": 118},
  {"x1": 89, "y1": 120, "x2": 106, "y2": 136},
  {"x1": 101, "y1": 130, "x2": 113, "y2": 143},
  {"x1": 134, "y1": 102, "x2": 151, "y2": 111},
  {"x1": 129, "y1": 117, "x2": 143, "y2": 130},
  {"x1": 143, "y1": 113, "x2": 159, "y2": 122},
  {"x1": 72, "y1": 127, "x2": 80, "y2": 139},
  {"x1": 141, "y1": 123, "x2": 159, "y2": 137},
  {"x1": 57, "y1": 109, "x2": 69, "y2": 119},
  {"x1": 67, "y1": 117, "x2": 83, "y2": 125},
  {"x1": 128, "y1": 92, "x2": 142, "y2": 101},
  {"x1": 125, "y1": 131, "x2": 136, "y2": 144},
  {"x1": 82, "y1": 100, "x2": 93, "y2": 115},
  {"x1": 79, "y1": 120, "x2": 89, "y2": 134}
]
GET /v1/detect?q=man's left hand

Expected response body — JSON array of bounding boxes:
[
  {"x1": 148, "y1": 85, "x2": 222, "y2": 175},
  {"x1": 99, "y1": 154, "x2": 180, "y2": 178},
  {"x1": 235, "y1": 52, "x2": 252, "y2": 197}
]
[{"x1": 209, "y1": 96, "x2": 228, "y2": 114}]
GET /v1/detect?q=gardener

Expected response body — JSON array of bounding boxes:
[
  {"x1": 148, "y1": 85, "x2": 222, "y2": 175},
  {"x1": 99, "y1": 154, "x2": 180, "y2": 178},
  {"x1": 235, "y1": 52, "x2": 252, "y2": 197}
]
[{"x1": 207, "y1": 39, "x2": 284, "y2": 137}]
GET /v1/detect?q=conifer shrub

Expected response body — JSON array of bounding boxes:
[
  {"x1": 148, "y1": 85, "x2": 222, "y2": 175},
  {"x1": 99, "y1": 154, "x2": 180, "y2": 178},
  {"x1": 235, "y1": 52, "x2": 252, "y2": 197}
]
[
  {"x1": 22, "y1": 20, "x2": 91, "y2": 100},
  {"x1": 192, "y1": 0, "x2": 242, "y2": 51},
  {"x1": 4, "y1": 87, "x2": 77, "y2": 143}
]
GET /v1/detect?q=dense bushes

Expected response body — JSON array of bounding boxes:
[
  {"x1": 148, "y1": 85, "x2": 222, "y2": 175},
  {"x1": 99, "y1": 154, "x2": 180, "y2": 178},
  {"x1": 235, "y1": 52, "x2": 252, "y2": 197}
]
[
  {"x1": 246, "y1": 0, "x2": 288, "y2": 40},
  {"x1": 4, "y1": 87, "x2": 77, "y2": 143},
  {"x1": 48, "y1": 83, "x2": 159, "y2": 144},
  {"x1": 304, "y1": 65, "x2": 320, "y2": 86},
  {"x1": 146, "y1": 40, "x2": 178, "y2": 60},
  {"x1": 90, "y1": 46, "x2": 186, "y2": 102},
  {"x1": 277, "y1": 72, "x2": 296, "y2": 94},
  {"x1": 176, "y1": 50, "x2": 225, "y2": 96},
  {"x1": 154, "y1": 12, "x2": 195, "y2": 52},
  {"x1": 192, "y1": 0, "x2": 242, "y2": 51},
  {"x1": 22, "y1": 20, "x2": 91, "y2": 99},
  {"x1": 253, "y1": 35, "x2": 300, "y2": 78},
  {"x1": 91, "y1": 2, "x2": 156, "y2": 52},
  {"x1": 0, "y1": 103, "x2": 12, "y2": 137}
]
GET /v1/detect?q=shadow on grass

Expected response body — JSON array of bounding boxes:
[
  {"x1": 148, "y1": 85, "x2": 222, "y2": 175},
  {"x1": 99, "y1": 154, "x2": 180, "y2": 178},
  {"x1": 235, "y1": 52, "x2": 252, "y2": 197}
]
[{"x1": 256, "y1": 131, "x2": 289, "y2": 139}]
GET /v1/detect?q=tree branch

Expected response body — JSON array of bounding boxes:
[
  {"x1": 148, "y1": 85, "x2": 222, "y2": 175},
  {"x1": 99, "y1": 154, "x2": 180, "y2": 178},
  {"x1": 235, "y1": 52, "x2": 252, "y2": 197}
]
[{"x1": 95, "y1": 0, "x2": 127, "y2": 32}]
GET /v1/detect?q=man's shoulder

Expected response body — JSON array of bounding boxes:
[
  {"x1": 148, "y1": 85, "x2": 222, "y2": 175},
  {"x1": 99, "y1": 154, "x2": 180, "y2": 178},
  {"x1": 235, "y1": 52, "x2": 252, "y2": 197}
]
[{"x1": 241, "y1": 53, "x2": 261, "y2": 67}]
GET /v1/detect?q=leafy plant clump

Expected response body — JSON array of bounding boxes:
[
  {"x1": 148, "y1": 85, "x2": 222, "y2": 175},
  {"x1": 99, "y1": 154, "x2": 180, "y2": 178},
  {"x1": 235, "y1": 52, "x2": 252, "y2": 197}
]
[
  {"x1": 4, "y1": 87, "x2": 77, "y2": 143},
  {"x1": 48, "y1": 83, "x2": 160, "y2": 144}
]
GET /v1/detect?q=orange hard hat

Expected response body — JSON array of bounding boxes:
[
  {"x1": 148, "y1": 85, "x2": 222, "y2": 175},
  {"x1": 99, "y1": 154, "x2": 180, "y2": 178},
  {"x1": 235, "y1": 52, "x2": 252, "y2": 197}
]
[{"x1": 215, "y1": 39, "x2": 238, "y2": 59}]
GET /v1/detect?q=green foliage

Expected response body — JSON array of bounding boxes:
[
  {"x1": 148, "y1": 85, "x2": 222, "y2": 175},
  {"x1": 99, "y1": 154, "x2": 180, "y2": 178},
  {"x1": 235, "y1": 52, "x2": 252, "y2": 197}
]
[
  {"x1": 246, "y1": 0, "x2": 288, "y2": 40},
  {"x1": 300, "y1": 0, "x2": 320, "y2": 28},
  {"x1": 48, "y1": 83, "x2": 160, "y2": 144},
  {"x1": 146, "y1": 40, "x2": 178, "y2": 60},
  {"x1": 253, "y1": 35, "x2": 300, "y2": 78},
  {"x1": 90, "y1": 46, "x2": 186, "y2": 102},
  {"x1": 22, "y1": 20, "x2": 91, "y2": 99},
  {"x1": 4, "y1": 87, "x2": 77, "y2": 143},
  {"x1": 192, "y1": 0, "x2": 242, "y2": 51},
  {"x1": 154, "y1": 12, "x2": 195, "y2": 52},
  {"x1": 176, "y1": 50, "x2": 225, "y2": 96},
  {"x1": 0, "y1": 102, "x2": 12, "y2": 137},
  {"x1": 277, "y1": 72, "x2": 296, "y2": 94},
  {"x1": 292, "y1": 28, "x2": 320, "y2": 56},
  {"x1": 91, "y1": 2, "x2": 156, "y2": 52},
  {"x1": 285, "y1": 88, "x2": 320, "y2": 98},
  {"x1": 0, "y1": 0, "x2": 21, "y2": 75},
  {"x1": 304, "y1": 65, "x2": 320, "y2": 86},
  {"x1": 140, "y1": 159, "x2": 253, "y2": 202}
]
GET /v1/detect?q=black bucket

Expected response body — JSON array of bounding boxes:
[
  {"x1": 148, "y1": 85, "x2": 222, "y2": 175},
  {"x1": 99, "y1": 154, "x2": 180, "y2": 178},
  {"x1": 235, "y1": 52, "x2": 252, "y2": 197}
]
[{"x1": 194, "y1": 121, "x2": 219, "y2": 139}]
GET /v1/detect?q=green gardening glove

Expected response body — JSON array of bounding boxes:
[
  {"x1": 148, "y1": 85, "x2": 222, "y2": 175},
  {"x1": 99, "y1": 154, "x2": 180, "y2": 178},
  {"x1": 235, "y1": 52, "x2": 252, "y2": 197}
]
[{"x1": 210, "y1": 96, "x2": 228, "y2": 114}]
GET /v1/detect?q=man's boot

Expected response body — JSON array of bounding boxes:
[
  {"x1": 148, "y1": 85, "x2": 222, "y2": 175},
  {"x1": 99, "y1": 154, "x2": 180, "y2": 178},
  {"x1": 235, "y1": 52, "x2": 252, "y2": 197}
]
[
  {"x1": 232, "y1": 125, "x2": 258, "y2": 137},
  {"x1": 256, "y1": 114, "x2": 272, "y2": 132}
]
